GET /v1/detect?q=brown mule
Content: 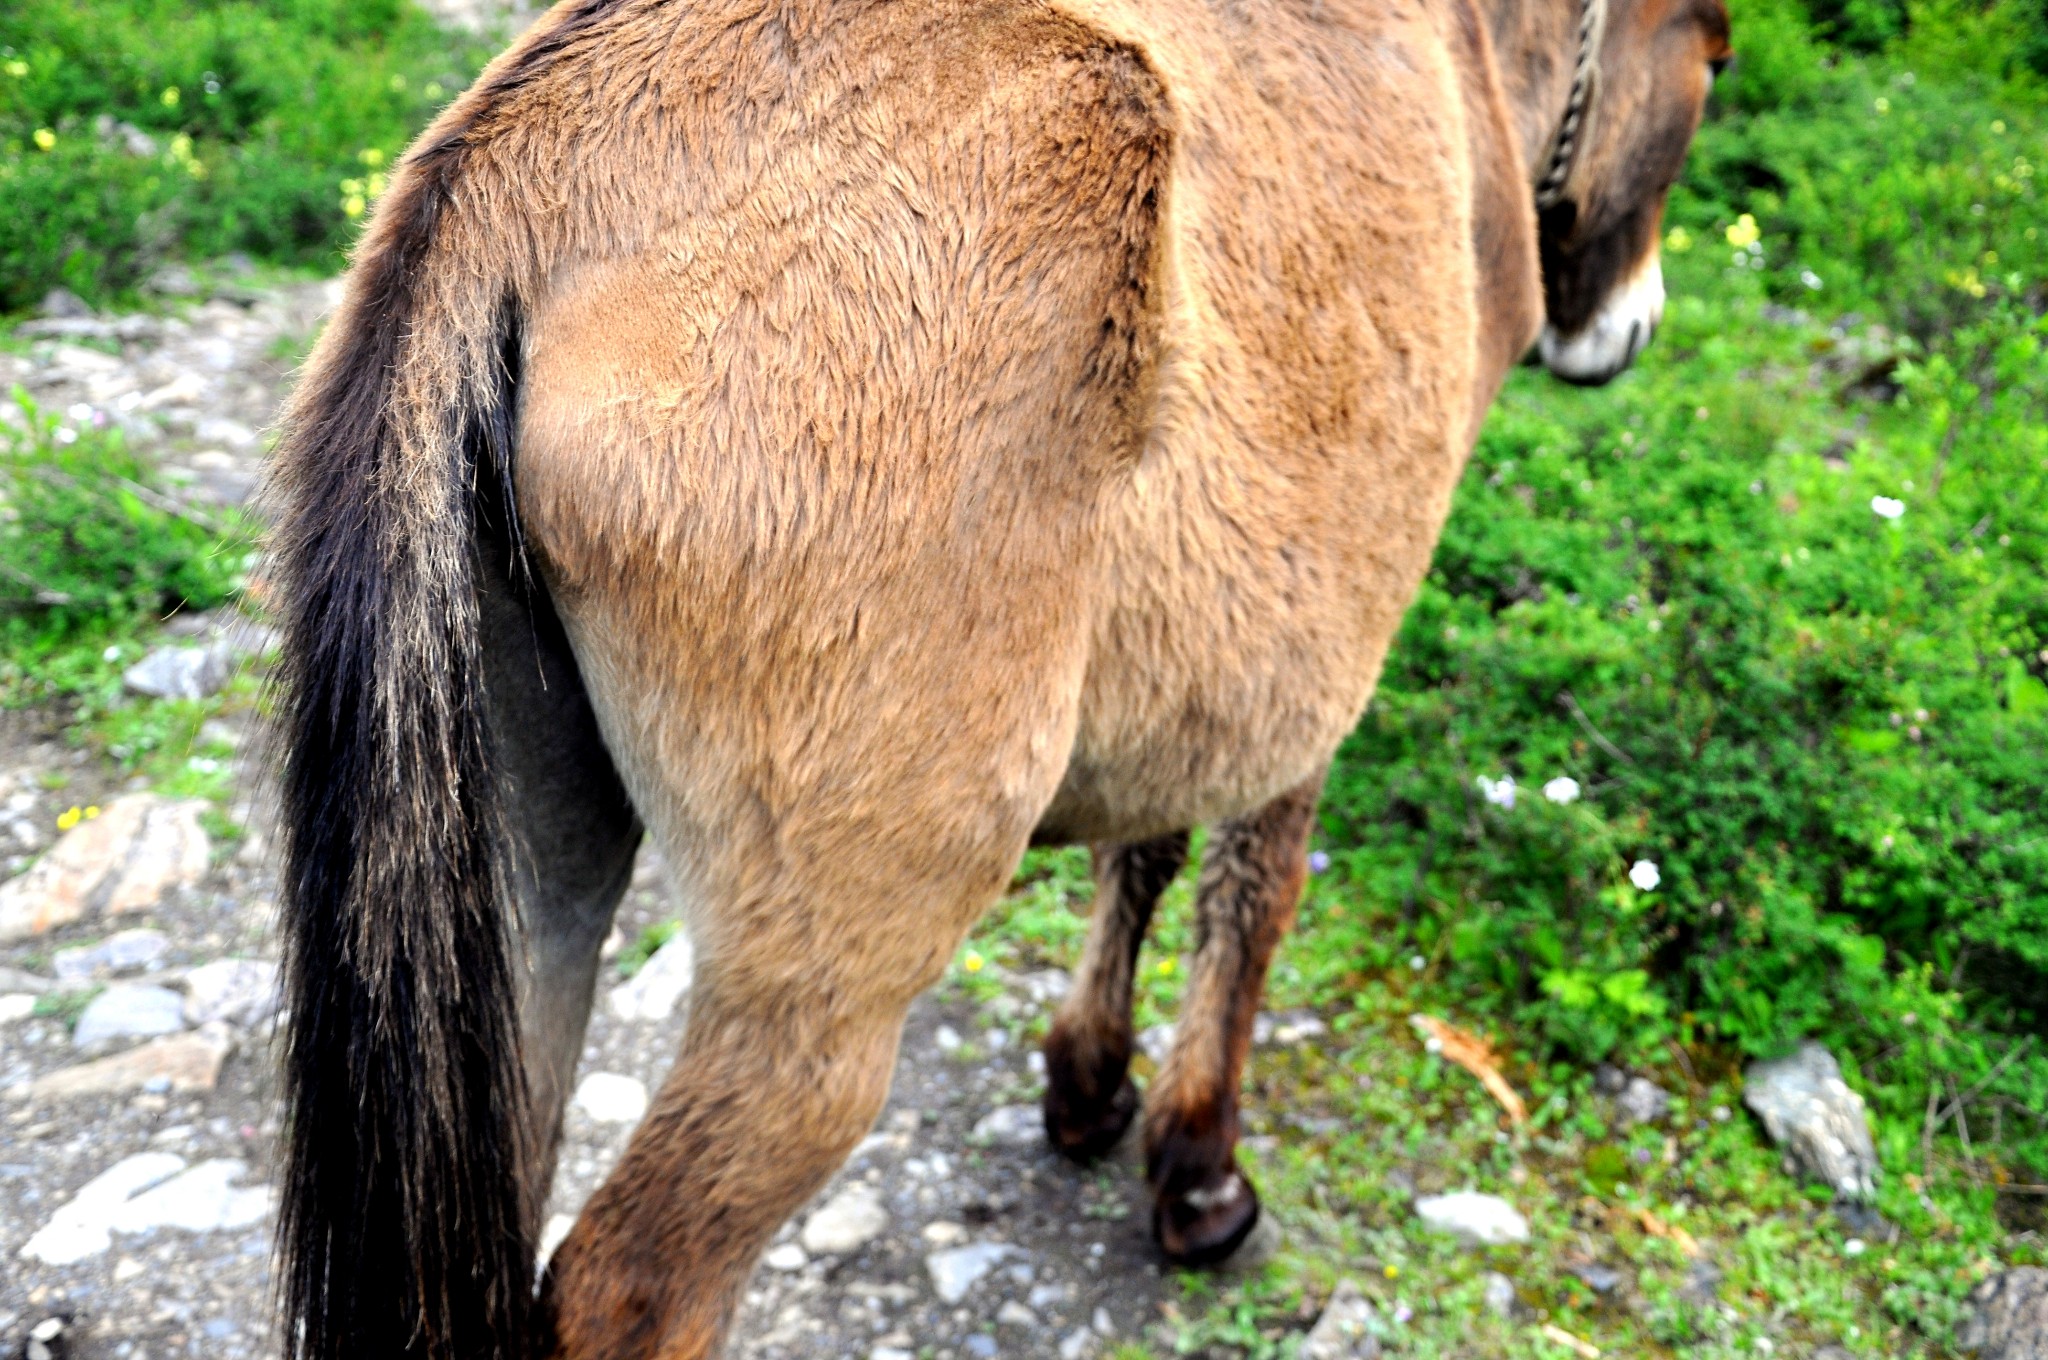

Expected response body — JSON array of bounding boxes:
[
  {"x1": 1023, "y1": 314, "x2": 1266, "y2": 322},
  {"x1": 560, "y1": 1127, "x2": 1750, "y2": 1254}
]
[{"x1": 268, "y1": 0, "x2": 1731, "y2": 1356}]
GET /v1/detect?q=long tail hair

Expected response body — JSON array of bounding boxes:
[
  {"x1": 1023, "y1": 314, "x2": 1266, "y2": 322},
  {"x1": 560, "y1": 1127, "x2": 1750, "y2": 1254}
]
[{"x1": 268, "y1": 8, "x2": 621, "y2": 1355}]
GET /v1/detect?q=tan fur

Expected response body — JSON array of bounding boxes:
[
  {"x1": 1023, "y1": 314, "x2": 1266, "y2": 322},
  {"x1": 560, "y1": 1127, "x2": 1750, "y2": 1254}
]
[{"x1": 285, "y1": 0, "x2": 1730, "y2": 1352}]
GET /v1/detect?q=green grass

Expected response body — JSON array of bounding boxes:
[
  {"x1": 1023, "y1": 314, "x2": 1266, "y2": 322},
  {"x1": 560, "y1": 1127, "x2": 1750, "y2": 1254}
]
[{"x1": 0, "y1": 0, "x2": 493, "y2": 312}]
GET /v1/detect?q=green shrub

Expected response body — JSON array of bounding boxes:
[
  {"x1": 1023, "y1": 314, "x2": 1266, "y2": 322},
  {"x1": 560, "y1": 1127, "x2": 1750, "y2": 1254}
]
[
  {"x1": 0, "y1": 0, "x2": 489, "y2": 311},
  {"x1": 0, "y1": 393, "x2": 248, "y2": 647},
  {"x1": 1313, "y1": 0, "x2": 2048, "y2": 1184}
]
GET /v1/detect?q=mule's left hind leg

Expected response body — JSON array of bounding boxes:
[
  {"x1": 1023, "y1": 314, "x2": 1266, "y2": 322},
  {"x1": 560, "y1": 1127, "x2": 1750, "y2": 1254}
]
[
  {"x1": 1144, "y1": 774, "x2": 1323, "y2": 1265},
  {"x1": 1043, "y1": 832, "x2": 1189, "y2": 1160}
]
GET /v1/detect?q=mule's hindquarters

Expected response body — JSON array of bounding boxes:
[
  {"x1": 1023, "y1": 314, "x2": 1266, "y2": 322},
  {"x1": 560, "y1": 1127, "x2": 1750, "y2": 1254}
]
[{"x1": 513, "y1": 22, "x2": 1173, "y2": 1356}]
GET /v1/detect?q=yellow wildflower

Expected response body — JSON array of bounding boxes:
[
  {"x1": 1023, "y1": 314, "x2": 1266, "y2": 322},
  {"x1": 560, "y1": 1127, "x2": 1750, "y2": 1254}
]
[
  {"x1": 56, "y1": 806, "x2": 81, "y2": 831},
  {"x1": 84, "y1": 806, "x2": 100, "y2": 820},
  {"x1": 343, "y1": 194, "x2": 366, "y2": 219},
  {"x1": 1157, "y1": 957, "x2": 1174, "y2": 976},
  {"x1": 1383, "y1": 1264, "x2": 1400, "y2": 1279},
  {"x1": 1664, "y1": 225, "x2": 1693, "y2": 254},
  {"x1": 33, "y1": 128, "x2": 55, "y2": 151},
  {"x1": 161, "y1": 86, "x2": 180, "y2": 107},
  {"x1": 360, "y1": 147, "x2": 385, "y2": 168},
  {"x1": 4, "y1": 59, "x2": 28, "y2": 77},
  {"x1": 1724, "y1": 213, "x2": 1760, "y2": 250},
  {"x1": 962, "y1": 950, "x2": 984, "y2": 973}
]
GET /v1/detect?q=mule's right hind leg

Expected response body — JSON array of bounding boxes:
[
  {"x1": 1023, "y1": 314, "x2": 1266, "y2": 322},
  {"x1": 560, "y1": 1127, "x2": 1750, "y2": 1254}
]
[
  {"x1": 478, "y1": 547, "x2": 643, "y2": 1219},
  {"x1": 1042, "y1": 832, "x2": 1188, "y2": 1160}
]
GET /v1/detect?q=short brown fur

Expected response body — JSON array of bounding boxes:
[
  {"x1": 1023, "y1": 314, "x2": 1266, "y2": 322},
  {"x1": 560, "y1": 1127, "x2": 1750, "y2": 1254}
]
[{"x1": 272, "y1": 0, "x2": 1730, "y2": 1355}]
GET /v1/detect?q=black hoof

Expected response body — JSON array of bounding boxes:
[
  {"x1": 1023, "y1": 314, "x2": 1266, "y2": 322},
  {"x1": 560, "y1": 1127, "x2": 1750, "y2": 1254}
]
[
  {"x1": 1153, "y1": 1165, "x2": 1262, "y2": 1267},
  {"x1": 1043, "y1": 1072, "x2": 1139, "y2": 1163}
]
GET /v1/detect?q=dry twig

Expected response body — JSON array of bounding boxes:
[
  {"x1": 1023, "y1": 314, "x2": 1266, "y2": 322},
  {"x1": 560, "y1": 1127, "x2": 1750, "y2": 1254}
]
[{"x1": 1409, "y1": 1013, "x2": 1527, "y2": 1125}]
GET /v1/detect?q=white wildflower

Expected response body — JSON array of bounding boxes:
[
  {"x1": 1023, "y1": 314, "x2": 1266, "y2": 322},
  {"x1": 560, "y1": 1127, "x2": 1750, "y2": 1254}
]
[
  {"x1": 1629, "y1": 859, "x2": 1661, "y2": 892},
  {"x1": 1870, "y1": 495, "x2": 1905, "y2": 520},
  {"x1": 1477, "y1": 775, "x2": 1516, "y2": 809},
  {"x1": 1542, "y1": 776, "x2": 1581, "y2": 804}
]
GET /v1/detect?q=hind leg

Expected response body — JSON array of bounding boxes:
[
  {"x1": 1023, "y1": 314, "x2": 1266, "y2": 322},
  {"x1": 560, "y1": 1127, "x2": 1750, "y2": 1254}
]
[
  {"x1": 535, "y1": 822, "x2": 1023, "y2": 1360},
  {"x1": 1144, "y1": 773, "x2": 1322, "y2": 1265},
  {"x1": 477, "y1": 549, "x2": 644, "y2": 1221},
  {"x1": 1042, "y1": 832, "x2": 1189, "y2": 1160}
]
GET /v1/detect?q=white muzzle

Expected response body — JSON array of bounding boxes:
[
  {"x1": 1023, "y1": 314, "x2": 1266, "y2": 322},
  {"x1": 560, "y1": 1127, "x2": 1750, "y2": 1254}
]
[{"x1": 1539, "y1": 250, "x2": 1665, "y2": 385}]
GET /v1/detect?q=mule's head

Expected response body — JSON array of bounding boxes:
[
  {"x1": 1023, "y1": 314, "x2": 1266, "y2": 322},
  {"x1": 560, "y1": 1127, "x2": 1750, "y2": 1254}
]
[{"x1": 1532, "y1": 0, "x2": 1732, "y2": 385}]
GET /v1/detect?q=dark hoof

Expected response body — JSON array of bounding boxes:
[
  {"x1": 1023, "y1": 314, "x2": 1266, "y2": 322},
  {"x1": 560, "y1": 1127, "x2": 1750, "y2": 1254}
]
[
  {"x1": 1153, "y1": 1166, "x2": 1262, "y2": 1267},
  {"x1": 1043, "y1": 1073, "x2": 1139, "y2": 1163}
]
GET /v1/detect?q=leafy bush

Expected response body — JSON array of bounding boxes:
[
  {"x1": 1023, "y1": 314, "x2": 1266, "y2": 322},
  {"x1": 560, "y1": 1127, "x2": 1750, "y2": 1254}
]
[
  {"x1": 0, "y1": 393, "x2": 248, "y2": 647},
  {"x1": 1314, "y1": 0, "x2": 2048, "y2": 1185},
  {"x1": 0, "y1": 0, "x2": 489, "y2": 312}
]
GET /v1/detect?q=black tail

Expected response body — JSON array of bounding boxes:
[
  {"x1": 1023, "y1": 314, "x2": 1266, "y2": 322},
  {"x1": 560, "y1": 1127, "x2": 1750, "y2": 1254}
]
[{"x1": 270, "y1": 130, "x2": 533, "y2": 1360}]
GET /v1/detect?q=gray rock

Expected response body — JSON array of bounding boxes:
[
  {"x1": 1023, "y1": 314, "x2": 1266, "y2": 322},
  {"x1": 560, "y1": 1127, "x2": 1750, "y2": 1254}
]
[
  {"x1": 123, "y1": 644, "x2": 237, "y2": 700},
  {"x1": 1018, "y1": 969, "x2": 1070, "y2": 1005},
  {"x1": 52, "y1": 927, "x2": 170, "y2": 983},
  {"x1": 1742, "y1": 1041, "x2": 1879, "y2": 1201},
  {"x1": 73, "y1": 983, "x2": 187, "y2": 1048},
  {"x1": 1482, "y1": 1271, "x2": 1517, "y2": 1319},
  {"x1": 1568, "y1": 1261, "x2": 1623, "y2": 1294},
  {"x1": 1138, "y1": 1023, "x2": 1175, "y2": 1065},
  {"x1": 1300, "y1": 1279, "x2": 1382, "y2": 1360},
  {"x1": 971, "y1": 1104, "x2": 1042, "y2": 1147},
  {"x1": 1616, "y1": 1075, "x2": 1671, "y2": 1126},
  {"x1": 801, "y1": 1185, "x2": 889, "y2": 1255},
  {"x1": 926, "y1": 1242, "x2": 1016, "y2": 1303},
  {"x1": 182, "y1": 957, "x2": 279, "y2": 1028},
  {"x1": 1957, "y1": 1267, "x2": 2048, "y2": 1359},
  {"x1": 1413, "y1": 1191, "x2": 1529, "y2": 1246},
  {"x1": 963, "y1": 1335, "x2": 998, "y2": 1360},
  {"x1": 40, "y1": 288, "x2": 91, "y2": 320},
  {"x1": 0, "y1": 964, "x2": 53, "y2": 993},
  {"x1": 995, "y1": 1301, "x2": 1036, "y2": 1327}
]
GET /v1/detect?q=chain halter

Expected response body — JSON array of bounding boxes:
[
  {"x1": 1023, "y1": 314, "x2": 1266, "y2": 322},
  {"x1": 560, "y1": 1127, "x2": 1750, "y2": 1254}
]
[{"x1": 1533, "y1": 0, "x2": 1611, "y2": 212}]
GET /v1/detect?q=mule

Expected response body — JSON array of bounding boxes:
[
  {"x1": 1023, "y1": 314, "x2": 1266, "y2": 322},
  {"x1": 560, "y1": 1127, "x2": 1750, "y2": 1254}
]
[{"x1": 269, "y1": 0, "x2": 1732, "y2": 1356}]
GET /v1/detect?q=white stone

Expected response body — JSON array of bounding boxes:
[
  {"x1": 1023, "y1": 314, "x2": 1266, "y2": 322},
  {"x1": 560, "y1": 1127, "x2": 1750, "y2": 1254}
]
[
  {"x1": 1138, "y1": 1024, "x2": 1175, "y2": 1065},
  {"x1": 1253, "y1": 1010, "x2": 1329, "y2": 1046},
  {"x1": 1413, "y1": 1191, "x2": 1529, "y2": 1246},
  {"x1": 537, "y1": 1213, "x2": 575, "y2": 1270},
  {"x1": 934, "y1": 1024, "x2": 963, "y2": 1052},
  {"x1": 870, "y1": 1349, "x2": 915, "y2": 1360},
  {"x1": 971, "y1": 1104, "x2": 1042, "y2": 1147},
  {"x1": 572, "y1": 1072, "x2": 649, "y2": 1124},
  {"x1": 607, "y1": 930, "x2": 695, "y2": 1022},
  {"x1": 926, "y1": 1242, "x2": 1015, "y2": 1303},
  {"x1": 0, "y1": 994, "x2": 34, "y2": 1024},
  {"x1": 764, "y1": 1242, "x2": 808, "y2": 1272},
  {"x1": 22, "y1": 1152, "x2": 186, "y2": 1263},
  {"x1": 74, "y1": 984, "x2": 187, "y2": 1048},
  {"x1": 801, "y1": 1185, "x2": 889, "y2": 1255},
  {"x1": 181, "y1": 958, "x2": 279, "y2": 1028},
  {"x1": 111, "y1": 1158, "x2": 270, "y2": 1235},
  {"x1": 1301, "y1": 1279, "x2": 1382, "y2": 1360},
  {"x1": 1018, "y1": 970, "x2": 1070, "y2": 1005},
  {"x1": 996, "y1": 1301, "x2": 1037, "y2": 1327},
  {"x1": 1092, "y1": 1307, "x2": 1114, "y2": 1336},
  {"x1": 923, "y1": 1220, "x2": 969, "y2": 1246},
  {"x1": 0, "y1": 796, "x2": 209, "y2": 941}
]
